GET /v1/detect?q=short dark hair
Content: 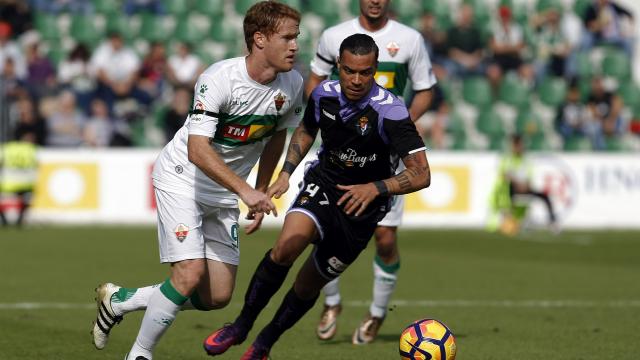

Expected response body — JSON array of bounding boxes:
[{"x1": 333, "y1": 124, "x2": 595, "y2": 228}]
[
  {"x1": 339, "y1": 33, "x2": 379, "y2": 59},
  {"x1": 243, "y1": 1, "x2": 301, "y2": 53}
]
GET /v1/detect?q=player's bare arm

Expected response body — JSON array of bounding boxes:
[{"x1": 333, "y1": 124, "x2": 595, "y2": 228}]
[
  {"x1": 267, "y1": 122, "x2": 318, "y2": 199},
  {"x1": 245, "y1": 129, "x2": 288, "y2": 234},
  {"x1": 337, "y1": 151, "x2": 430, "y2": 216},
  {"x1": 187, "y1": 134, "x2": 276, "y2": 215},
  {"x1": 408, "y1": 88, "x2": 434, "y2": 122}
]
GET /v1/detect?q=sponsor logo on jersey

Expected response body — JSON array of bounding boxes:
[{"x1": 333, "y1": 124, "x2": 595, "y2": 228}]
[
  {"x1": 274, "y1": 92, "x2": 286, "y2": 111},
  {"x1": 230, "y1": 223, "x2": 239, "y2": 249},
  {"x1": 386, "y1": 41, "x2": 400, "y2": 57},
  {"x1": 175, "y1": 223, "x2": 189, "y2": 241},
  {"x1": 332, "y1": 148, "x2": 377, "y2": 168},
  {"x1": 358, "y1": 116, "x2": 369, "y2": 135},
  {"x1": 231, "y1": 97, "x2": 249, "y2": 107},
  {"x1": 221, "y1": 124, "x2": 275, "y2": 142}
]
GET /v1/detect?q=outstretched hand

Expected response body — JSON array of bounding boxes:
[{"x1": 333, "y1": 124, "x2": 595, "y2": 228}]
[
  {"x1": 267, "y1": 173, "x2": 291, "y2": 200},
  {"x1": 336, "y1": 183, "x2": 379, "y2": 216},
  {"x1": 244, "y1": 211, "x2": 265, "y2": 235}
]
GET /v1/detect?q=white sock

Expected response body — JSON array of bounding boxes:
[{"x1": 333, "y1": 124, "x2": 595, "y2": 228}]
[
  {"x1": 323, "y1": 277, "x2": 341, "y2": 306},
  {"x1": 111, "y1": 284, "x2": 161, "y2": 316},
  {"x1": 369, "y1": 257, "x2": 399, "y2": 319},
  {"x1": 127, "y1": 280, "x2": 188, "y2": 359}
]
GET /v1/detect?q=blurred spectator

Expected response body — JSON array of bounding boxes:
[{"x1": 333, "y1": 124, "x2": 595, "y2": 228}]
[
  {"x1": 12, "y1": 96, "x2": 47, "y2": 145},
  {"x1": 486, "y1": 5, "x2": 533, "y2": 91},
  {"x1": 418, "y1": 12, "x2": 448, "y2": 80},
  {"x1": 0, "y1": 131, "x2": 38, "y2": 227},
  {"x1": 90, "y1": 32, "x2": 150, "y2": 114},
  {"x1": 0, "y1": 21, "x2": 27, "y2": 79},
  {"x1": 139, "y1": 41, "x2": 167, "y2": 101},
  {"x1": 24, "y1": 39, "x2": 56, "y2": 99},
  {"x1": 555, "y1": 79, "x2": 588, "y2": 141},
  {"x1": 585, "y1": 76, "x2": 623, "y2": 149},
  {"x1": 531, "y1": 7, "x2": 574, "y2": 82},
  {"x1": 0, "y1": 0, "x2": 33, "y2": 36},
  {"x1": 166, "y1": 42, "x2": 203, "y2": 89},
  {"x1": 0, "y1": 57, "x2": 28, "y2": 101},
  {"x1": 30, "y1": 0, "x2": 93, "y2": 14},
  {"x1": 58, "y1": 43, "x2": 95, "y2": 113},
  {"x1": 582, "y1": 0, "x2": 634, "y2": 57},
  {"x1": 161, "y1": 86, "x2": 191, "y2": 142},
  {"x1": 124, "y1": 0, "x2": 164, "y2": 15},
  {"x1": 45, "y1": 90, "x2": 85, "y2": 146},
  {"x1": 443, "y1": 4, "x2": 485, "y2": 78},
  {"x1": 83, "y1": 98, "x2": 114, "y2": 147}
]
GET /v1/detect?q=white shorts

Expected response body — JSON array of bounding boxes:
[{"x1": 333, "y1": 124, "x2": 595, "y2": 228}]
[
  {"x1": 155, "y1": 188, "x2": 240, "y2": 265},
  {"x1": 377, "y1": 194, "x2": 404, "y2": 227}
]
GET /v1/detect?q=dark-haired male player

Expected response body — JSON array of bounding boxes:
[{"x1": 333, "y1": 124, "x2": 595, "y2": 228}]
[{"x1": 204, "y1": 33, "x2": 430, "y2": 359}]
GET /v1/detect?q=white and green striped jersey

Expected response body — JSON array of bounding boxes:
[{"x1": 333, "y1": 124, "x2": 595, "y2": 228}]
[
  {"x1": 310, "y1": 18, "x2": 437, "y2": 97},
  {"x1": 152, "y1": 57, "x2": 304, "y2": 206}
]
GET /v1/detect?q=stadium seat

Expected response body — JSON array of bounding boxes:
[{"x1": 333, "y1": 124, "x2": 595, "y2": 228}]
[
  {"x1": 602, "y1": 48, "x2": 630, "y2": 81},
  {"x1": 195, "y1": 0, "x2": 225, "y2": 17},
  {"x1": 573, "y1": 0, "x2": 591, "y2": 18},
  {"x1": 563, "y1": 135, "x2": 591, "y2": 151},
  {"x1": 462, "y1": 77, "x2": 493, "y2": 109},
  {"x1": 235, "y1": 0, "x2": 259, "y2": 15},
  {"x1": 604, "y1": 136, "x2": 625, "y2": 152},
  {"x1": 618, "y1": 81, "x2": 640, "y2": 109},
  {"x1": 476, "y1": 107, "x2": 506, "y2": 150},
  {"x1": 279, "y1": 0, "x2": 302, "y2": 11},
  {"x1": 515, "y1": 109, "x2": 543, "y2": 136},
  {"x1": 93, "y1": 0, "x2": 120, "y2": 15},
  {"x1": 70, "y1": 15, "x2": 103, "y2": 44},
  {"x1": 308, "y1": 0, "x2": 341, "y2": 26},
  {"x1": 535, "y1": 0, "x2": 561, "y2": 12},
  {"x1": 392, "y1": 0, "x2": 421, "y2": 24},
  {"x1": 138, "y1": 14, "x2": 169, "y2": 42},
  {"x1": 174, "y1": 16, "x2": 206, "y2": 44},
  {"x1": 538, "y1": 77, "x2": 567, "y2": 108},
  {"x1": 105, "y1": 14, "x2": 135, "y2": 41},
  {"x1": 163, "y1": 0, "x2": 190, "y2": 17},
  {"x1": 34, "y1": 14, "x2": 61, "y2": 41},
  {"x1": 448, "y1": 112, "x2": 468, "y2": 150},
  {"x1": 498, "y1": 75, "x2": 530, "y2": 109},
  {"x1": 209, "y1": 18, "x2": 239, "y2": 44},
  {"x1": 575, "y1": 52, "x2": 593, "y2": 79}
]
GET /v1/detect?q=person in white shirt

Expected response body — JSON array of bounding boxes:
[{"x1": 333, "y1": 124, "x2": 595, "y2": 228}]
[
  {"x1": 167, "y1": 42, "x2": 204, "y2": 89},
  {"x1": 90, "y1": 2, "x2": 305, "y2": 359},
  {"x1": 305, "y1": 0, "x2": 437, "y2": 345}
]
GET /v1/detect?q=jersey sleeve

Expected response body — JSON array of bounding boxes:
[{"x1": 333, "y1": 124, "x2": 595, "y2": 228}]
[
  {"x1": 310, "y1": 30, "x2": 337, "y2": 77},
  {"x1": 382, "y1": 105, "x2": 426, "y2": 158},
  {"x1": 186, "y1": 73, "x2": 228, "y2": 137},
  {"x1": 277, "y1": 82, "x2": 304, "y2": 131},
  {"x1": 408, "y1": 35, "x2": 437, "y2": 91}
]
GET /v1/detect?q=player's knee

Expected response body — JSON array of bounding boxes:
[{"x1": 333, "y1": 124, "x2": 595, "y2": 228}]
[
  {"x1": 270, "y1": 244, "x2": 297, "y2": 266},
  {"x1": 172, "y1": 260, "x2": 206, "y2": 292},
  {"x1": 375, "y1": 228, "x2": 398, "y2": 261},
  {"x1": 209, "y1": 292, "x2": 233, "y2": 309}
]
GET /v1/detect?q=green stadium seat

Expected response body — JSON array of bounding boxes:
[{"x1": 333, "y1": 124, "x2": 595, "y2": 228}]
[
  {"x1": 174, "y1": 16, "x2": 206, "y2": 44},
  {"x1": 476, "y1": 107, "x2": 506, "y2": 150},
  {"x1": 602, "y1": 49, "x2": 630, "y2": 81},
  {"x1": 235, "y1": 0, "x2": 259, "y2": 15},
  {"x1": 138, "y1": 14, "x2": 168, "y2": 42},
  {"x1": 70, "y1": 15, "x2": 103, "y2": 44},
  {"x1": 279, "y1": 0, "x2": 302, "y2": 11},
  {"x1": 34, "y1": 14, "x2": 61, "y2": 41},
  {"x1": 448, "y1": 112, "x2": 468, "y2": 150},
  {"x1": 93, "y1": 0, "x2": 120, "y2": 15},
  {"x1": 209, "y1": 18, "x2": 239, "y2": 44},
  {"x1": 195, "y1": 0, "x2": 225, "y2": 17},
  {"x1": 462, "y1": 77, "x2": 493, "y2": 109},
  {"x1": 618, "y1": 81, "x2": 640, "y2": 109},
  {"x1": 535, "y1": 0, "x2": 561, "y2": 12},
  {"x1": 308, "y1": 0, "x2": 341, "y2": 26},
  {"x1": 573, "y1": 0, "x2": 591, "y2": 18},
  {"x1": 527, "y1": 133, "x2": 549, "y2": 151},
  {"x1": 575, "y1": 52, "x2": 593, "y2": 79},
  {"x1": 498, "y1": 75, "x2": 530, "y2": 109},
  {"x1": 105, "y1": 14, "x2": 135, "y2": 41},
  {"x1": 563, "y1": 135, "x2": 591, "y2": 151},
  {"x1": 392, "y1": 0, "x2": 421, "y2": 23},
  {"x1": 349, "y1": 0, "x2": 360, "y2": 16},
  {"x1": 163, "y1": 0, "x2": 190, "y2": 16},
  {"x1": 515, "y1": 109, "x2": 543, "y2": 136},
  {"x1": 538, "y1": 77, "x2": 567, "y2": 108}
]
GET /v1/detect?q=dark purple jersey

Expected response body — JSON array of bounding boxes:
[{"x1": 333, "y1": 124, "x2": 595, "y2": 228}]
[{"x1": 303, "y1": 80, "x2": 426, "y2": 187}]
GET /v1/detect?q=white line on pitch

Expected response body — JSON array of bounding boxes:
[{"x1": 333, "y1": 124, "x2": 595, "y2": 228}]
[{"x1": 1, "y1": 300, "x2": 640, "y2": 310}]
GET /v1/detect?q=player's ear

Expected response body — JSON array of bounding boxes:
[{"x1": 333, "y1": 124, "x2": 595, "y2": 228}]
[
  {"x1": 254, "y1": 31, "x2": 265, "y2": 49},
  {"x1": 336, "y1": 56, "x2": 341, "y2": 71}
]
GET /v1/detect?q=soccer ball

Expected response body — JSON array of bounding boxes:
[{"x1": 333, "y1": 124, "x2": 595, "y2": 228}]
[{"x1": 399, "y1": 318, "x2": 456, "y2": 360}]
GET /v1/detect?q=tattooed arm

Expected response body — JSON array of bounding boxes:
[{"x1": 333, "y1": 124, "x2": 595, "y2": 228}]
[
  {"x1": 267, "y1": 122, "x2": 318, "y2": 199},
  {"x1": 337, "y1": 151, "x2": 430, "y2": 216}
]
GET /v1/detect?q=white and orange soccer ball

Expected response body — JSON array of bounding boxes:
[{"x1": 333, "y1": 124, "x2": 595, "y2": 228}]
[{"x1": 399, "y1": 318, "x2": 456, "y2": 360}]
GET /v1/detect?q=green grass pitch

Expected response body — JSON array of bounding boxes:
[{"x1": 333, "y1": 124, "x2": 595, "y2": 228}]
[{"x1": 1, "y1": 226, "x2": 639, "y2": 359}]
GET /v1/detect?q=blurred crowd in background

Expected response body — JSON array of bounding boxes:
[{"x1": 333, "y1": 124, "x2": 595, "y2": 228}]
[{"x1": 0, "y1": 0, "x2": 638, "y2": 151}]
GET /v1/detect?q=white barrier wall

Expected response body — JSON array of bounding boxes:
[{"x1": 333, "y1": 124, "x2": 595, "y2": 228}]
[{"x1": 25, "y1": 149, "x2": 640, "y2": 229}]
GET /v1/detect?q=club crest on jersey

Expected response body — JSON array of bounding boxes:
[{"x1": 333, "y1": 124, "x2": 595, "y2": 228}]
[
  {"x1": 386, "y1": 41, "x2": 400, "y2": 57},
  {"x1": 298, "y1": 196, "x2": 310, "y2": 205},
  {"x1": 174, "y1": 223, "x2": 189, "y2": 242},
  {"x1": 358, "y1": 116, "x2": 369, "y2": 135},
  {"x1": 274, "y1": 93, "x2": 286, "y2": 111}
]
